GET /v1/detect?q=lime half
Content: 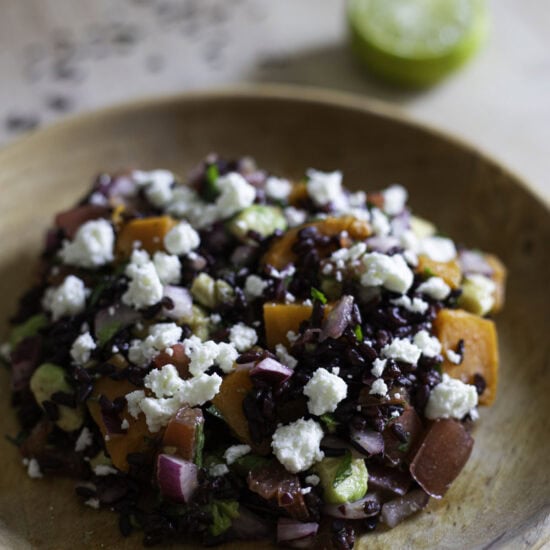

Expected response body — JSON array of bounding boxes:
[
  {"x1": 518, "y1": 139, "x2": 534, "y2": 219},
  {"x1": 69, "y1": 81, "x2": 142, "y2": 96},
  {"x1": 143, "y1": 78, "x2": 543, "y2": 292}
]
[{"x1": 348, "y1": 0, "x2": 489, "y2": 87}]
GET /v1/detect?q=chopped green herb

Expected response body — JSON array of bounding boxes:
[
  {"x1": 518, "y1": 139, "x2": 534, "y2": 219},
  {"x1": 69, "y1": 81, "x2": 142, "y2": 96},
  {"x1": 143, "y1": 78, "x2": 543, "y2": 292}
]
[
  {"x1": 231, "y1": 454, "x2": 269, "y2": 476},
  {"x1": 333, "y1": 450, "x2": 353, "y2": 488},
  {"x1": 203, "y1": 164, "x2": 221, "y2": 202},
  {"x1": 311, "y1": 287, "x2": 327, "y2": 304},
  {"x1": 194, "y1": 422, "x2": 205, "y2": 468},
  {"x1": 97, "y1": 320, "x2": 122, "y2": 347},
  {"x1": 205, "y1": 404, "x2": 225, "y2": 421},
  {"x1": 320, "y1": 413, "x2": 339, "y2": 434},
  {"x1": 10, "y1": 313, "x2": 48, "y2": 347},
  {"x1": 423, "y1": 267, "x2": 435, "y2": 278},
  {"x1": 209, "y1": 500, "x2": 239, "y2": 537},
  {"x1": 397, "y1": 441, "x2": 411, "y2": 453},
  {"x1": 353, "y1": 324, "x2": 363, "y2": 341}
]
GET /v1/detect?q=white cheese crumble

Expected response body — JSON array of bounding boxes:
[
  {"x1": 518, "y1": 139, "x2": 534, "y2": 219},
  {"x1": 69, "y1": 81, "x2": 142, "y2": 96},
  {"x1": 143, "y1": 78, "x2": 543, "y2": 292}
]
[
  {"x1": 303, "y1": 368, "x2": 348, "y2": 416},
  {"x1": 128, "y1": 322, "x2": 183, "y2": 367},
  {"x1": 286, "y1": 330, "x2": 299, "y2": 344},
  {"x1": 416, "y1": 276, "x2": 451, "y2": 300},
  {"x1": 133, "y1": 170, "x2": 175, "y2": 208},
  {"x1": 215, "y1": 342, "x2": 239, "y2": 373},
  {"x1": 370, "y1": 208, "x2": 391, "y2": 236},
  {"x1": 369, "y1": 378, "x2": 389, "y2": 397},
  {"x1": 74, "y1": 427, "x2": 93, "y2": 453},
  {"x1": 93, "y1": 464, "x2": 118, "y2": 476},
  {"x1": 244, "y1": 274, "x2": 269, "y2": 299},
  {"x1": 70, "y1": 332, "x2": 96, "y2": 366},
  {"x1": 209, "y1": 463, "x2": 230, "y2": 477},
  {"x1": 59, "y1": 219, "x2": 115, "y2": 268},
  {"x1": 152, "y1": 252, "x2": 181, "y2": 285},
  {"x1": 182, "y1": 335, "x2": 238, "y2": 376},
  {"x1": 370, "y1": 358, "x2": 387, "y2": 378},
  {"x1": 122, "y1": 250, "x2": 164, "y2": 309},
  {"x1": 265, "y1": 176, "x2": 292, "y2": 200},
  {"x1": 275, "y1": 344, "x2": 298, "y2": 369},
  {"x1": 42, "y1": 275, "x2": 89, "y2": 321},
  {"x1": 390, "y1": 295, "x2": 429, "y2": 314},
  {"x1": 413, "y1": 330, "x2": 442, "y2": 358},
  {"x1": 223, "y1": 444, "x2": 251, "y2": 465},
  {"x1": 305, "y1": 474, "x2": 320, "y2": 486},
  {"x1": 215, "y1": 172, "x2": 256, "y2": 219},
  {"x1": 360, "y1": 252, "x2": 413, "y2": 294},
  {"x1": 85, "y1": 498, "x2": 100, "y2": 509},
  {"x1": 144, "y1": 364, "x2": 183, "y2": 397},
  {"x1": 164, "y1": 221, "x2": 201, "y2": 256},
  {"x1": 446, "y1": 349, "x2": 462, "y2": 365},
  {"x1": 418, "y1": 236, "x2": 457, "y2": 262},
  {"x1": 121, "y1": 419, "x2": 130, "y2": 430},
  {"x1": 382, "y1": 337, "x2": 422, "y2": 364},
  {"x1": 306, "y1": 169, "x2": 345, "y2": 209},
  {"x1": 284, "y1": 206, "x2": 308, "y2": 227},
  {"x1": 271, "y1": 418, "x2": 325, "y2": 474},
  {"x1": 229, "y1": 323, "x2": 258, "y2": 352},
  {"x1": 383, "y1": 184, "x2": 408, "y2": 215},
  {"x1": 26, "y1": 458, "x2": 43, "y2": 479},
  {"x1": 425, "y1": 374, "x2": 478, "y2": 420}
]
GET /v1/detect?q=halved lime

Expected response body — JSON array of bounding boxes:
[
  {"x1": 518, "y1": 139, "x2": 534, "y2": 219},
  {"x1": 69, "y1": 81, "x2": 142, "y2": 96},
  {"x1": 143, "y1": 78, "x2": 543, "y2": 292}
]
[{"x1": 348, "y1": 0, "x2": 489, "y2": 87}]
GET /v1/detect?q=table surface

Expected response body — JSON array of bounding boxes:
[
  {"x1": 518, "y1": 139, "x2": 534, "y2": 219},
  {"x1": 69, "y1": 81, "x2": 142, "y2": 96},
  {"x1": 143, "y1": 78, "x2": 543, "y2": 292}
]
[{"x1": 0, "y1": 0, "x2": 548, "y2": 202}]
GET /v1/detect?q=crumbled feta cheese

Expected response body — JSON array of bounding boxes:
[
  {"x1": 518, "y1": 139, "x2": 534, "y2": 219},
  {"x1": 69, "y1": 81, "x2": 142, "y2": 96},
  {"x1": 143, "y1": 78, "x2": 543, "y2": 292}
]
[
  {"x1": 284, "y1": 206, "x2": 308, "y2": 227},
  {"x1": 223, "y1": 444, "x2": 251, "y2": 465},
  {"x1": 265, "y1": 176, "x2": 292, "y2": 200},
  {"x1": 331, "y1": 242, "x2": 367, "y2": 264},
  {"x1": 370, "y1": 358, "x2": 387, "y2": 378},
  {"x1": 369, "y1": 378, "x2": 389, "y2": 397},
  {"x1": 370, "y1": 208, "x2": 391, "y2": 236},
  {"x1": 303, "y1": 368, "x2": 348, "y2": 416},
  {"x1": 331, "y1": 367, "x2": 340, "y2": 376},
  {"x1": 144, "y1": 364, "x2": 184, "y2": 398},
  {"x1": 418, "y1": 236, "x2": 457, "y2": 262},
  {"x1": 183, "y1": 335, "x2": 220, "y2": 376},
  {"x1": 229, "y1": 323, "x2": 258, "y2": 352},
  {"x1": 417, "y1": 276, "x2": 451, "y2": 300},
  {"x1": 85, "y1": 498, "x2": 100, "y2": 509},
  {"x1": 271, "y1": 418, "x2": 324, "y2": 473},
  {"x1": 413, "y1": 330, "x2": 442, "y2": 358},
  {"x1": 383, "y1": 184, "x2": 408, "y2": 215},
  {"x1": 360, "y1": 252, "x2": 413, "y2": 294},
  {"x1": 301, "y1": 486, "x2": 312, "y2": 495},
  {"x1": 121, "y1": 419, "x2": 130, "y2": 430},
  {"x1": 75, "y1": 427, "x2": 93, "y2": 452},
  {"x1": 153, "y1": 252, "x2": 181, "y2": 285},
  {"x1": 244, "y1": 274, "x2": 268, "y2": 299},
  {"x1": 122, "y1": 253, "x2": 163, "y2": 309},
  {"x1": 26, "y1": 458, "x2": 43, "y2": 479},
  {"x1": 178, "y1": 372, "x2": 222, "y2": 407},
  {"x1": 215, "y1": 172, "x2": 256, "y2": 219},
  {"x1": 285, "y1": 292, "x2": 296, "y2": 303},
  {"x1": 209, "y1": 463, "x2": 229, "y2": 477},
  {"x1": 348, "y1": 191, "x2": 366, "y2": 208},
  {"x1": 382, "y1": 337, "x2": 421, "y2": 364},
  {"x1": 305, "y1": 474, "x2": 320, "y2": 486},
  {"x1": 0, "y1": 342, "x2": 11, "y2": 361},
  {"x1": 446, "y1": 349, "x2": 462, "y2": 365},
  {"x1": 140, "y1": 396, "x2": 179, "y2": 432},
  {"x1": 164, "y1": 221, "x2": 200, "y2": 256},
  {"x1": 215, "y1": 342, "x2": 239, "y2": 373},
  {"x1": 390, "y1": 295, "x2": 429, "y2": 314},
  {"x1": 425, "y1": 374, "x2": 478, "y2": 420},
  {"x1": 125, "y1": 390, "x2": 145, "y2": 418},
  {"x1": 42, "y1": 275, "x2": 89, "y2": 321},
  {"x1": 165, "y1": 185, "x2": 202, "y2": 218},
  {"x1": 129, "y1": 323, "x2": 183, "y2": 367},
  {"x1": 93, "y1": 464, "x2": 118, "y2": 476},
  {"x1": 70, "y1": 332, "x2": 96, "y2": 366},
  {"x1": 306, "y1": 169, "x2": 345, "y2": 209},
  {"x1": 59, "y1": 219, "x2": 115, "y2": 268},
  {"x1": 403, "y1": 249, "x2": 419, "y2": 267},
  {"x1": 286, "y1": 330, "x2": 299, "y2": 344},
  {"x1": 275, "y1": 344, "x2": 298, "y2": 369},
  {"x1": 133, "y1": 170, "x2": 175, "y2": 208}
]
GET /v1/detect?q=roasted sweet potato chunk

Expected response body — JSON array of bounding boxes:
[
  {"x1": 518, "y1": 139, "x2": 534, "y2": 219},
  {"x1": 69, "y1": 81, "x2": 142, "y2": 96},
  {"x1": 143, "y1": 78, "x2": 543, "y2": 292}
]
[
  {"x1": 116, "y1": 215, "x2": 177, "y2": 257},
  {"x1": 416, "y1": 255, "x2": 462, "y2": 289},
  {"x1": 433, "y1": 308, "x2": 499, "y2": 405}
]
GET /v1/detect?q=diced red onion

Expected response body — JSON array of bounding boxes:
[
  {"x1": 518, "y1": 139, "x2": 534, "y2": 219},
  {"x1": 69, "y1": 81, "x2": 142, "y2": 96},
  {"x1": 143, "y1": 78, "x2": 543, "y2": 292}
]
[
  {"x1": 380, "y1": 489, "x2": 430, "y2": 528},
  {"x1": 250, "y1": 357, "x2": 293, "y2": 384},
  {"x1": 162, "y1": 286, "x2": 193, "y2": 320},
  {"x1": 156, "y1": 454, "x2": 198, "y2": 503},
  {"x1": 100, "y1": 174, "x2": 137, "y2": 199},
  {"x1": 55, "y1": 204, "x2": 110, "y2": 239},
  {"x1": 458, "y1": 250, "x2": 494, "y2": 276},
  {"x1": 390, "y1": 210, "x2": 411, "y2": 237},
  {"x1": 366, "y1": 465, "x2": 412, "y2": 498},
  {"x1": 350, "y1": 427, "x2": 384, "y2": 456},
  {"x1": 366, "y1": 236, "x2": 401, "y2": 253},
  {"x1": 94, "y1": 304, "x2": 140, "y2": 341},
  {"x1": 319, "y1": 295, "x2": 354, "y2": 342},
  {"x1": 277, "y1": 518, "x2": 318, "y2": 546},
  {"x1": 323, "y1": 492, "x2": 381, "y2": 519}
]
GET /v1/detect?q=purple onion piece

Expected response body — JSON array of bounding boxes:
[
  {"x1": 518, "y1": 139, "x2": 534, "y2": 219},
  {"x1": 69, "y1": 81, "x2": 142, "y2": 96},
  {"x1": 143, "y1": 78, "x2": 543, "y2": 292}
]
[
  {"x1": 319, "y1": 295, "x2": 354, "y2": 342},
  {"x1": 100, "y1": 409, "x2": 125, "y2": 435},
  {"x1": 231, "y1": 507, "x2": 271, "y2": 540},
  {"x1": 156, "y1": 454, "x2": 199, "y2": 504},
  {"x1": 162, "y1": 286, "x2": 193, "y2": 320},
  {"x1": 390, "y1": 209, "x2": 411, "y2": 237},
  {"x1": 366, "y1": 236, "x2": 401, "y2": 253},
  {"x1": 277, "y1": 518, "x2": 318, "y2": 545},
  {"x1": 94, "y1": 303, "x2": 140, "y2": 341},
  {"x1": 380, "y1": 489, "x2": 430, "y2": 528},
  {"x1": 350, "y1": 427, "x2": 384, "y2": 456},
  {"x1": 323, "y1": 492, "x2": 381, "y2": 519},
  {"x1": 366, "y1": 465, "x2": 413, "y2": 498},
  {"x1": 250, "y1": 357, "x2": 293, "y2": 384},
  {"x1": 458, "y1": 250, "x2": 494, "y2": 276},
  {"x1": 102, "y1": 174, "x2": 137, "y2": 199}
]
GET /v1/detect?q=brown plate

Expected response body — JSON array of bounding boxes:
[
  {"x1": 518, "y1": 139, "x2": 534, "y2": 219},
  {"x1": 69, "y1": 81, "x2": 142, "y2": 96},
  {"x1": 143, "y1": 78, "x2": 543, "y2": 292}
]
[{"x1": 0, "y1": 86, "x2": 548, "y2": 550}]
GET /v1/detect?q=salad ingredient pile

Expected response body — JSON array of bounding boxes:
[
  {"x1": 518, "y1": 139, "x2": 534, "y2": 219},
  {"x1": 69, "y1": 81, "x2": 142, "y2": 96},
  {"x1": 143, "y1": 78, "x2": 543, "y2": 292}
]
[{"x1": 4, "y1": 155, "x2": 505, "y2": 548}]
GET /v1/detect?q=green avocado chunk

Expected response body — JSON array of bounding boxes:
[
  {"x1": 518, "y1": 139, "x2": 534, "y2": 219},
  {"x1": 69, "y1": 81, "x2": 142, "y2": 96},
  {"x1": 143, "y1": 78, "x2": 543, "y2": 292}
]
[
  {"x1": 30, "y1": 363, "x2": 84, "y2": 432},
  {"x1": 228, "y1": 205, "x2": 287, "y2": 242},
  {"x1": 315, "y1": 454, "x2": 369, "y2": 504}
]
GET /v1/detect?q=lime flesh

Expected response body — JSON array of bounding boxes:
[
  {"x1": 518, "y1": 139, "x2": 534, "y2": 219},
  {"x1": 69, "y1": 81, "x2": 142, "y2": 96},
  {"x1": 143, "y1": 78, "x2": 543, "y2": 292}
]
[{"x1": 348, "y1": 0, "x2": 489, "y2": 87}]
